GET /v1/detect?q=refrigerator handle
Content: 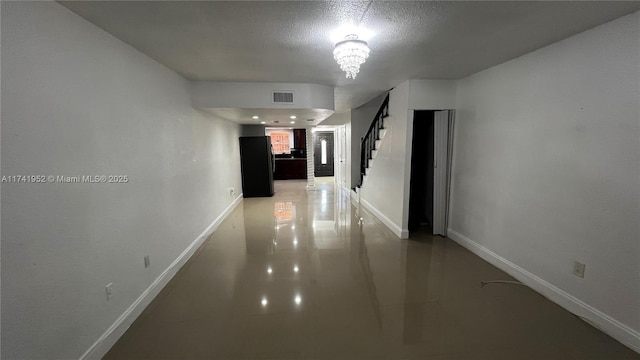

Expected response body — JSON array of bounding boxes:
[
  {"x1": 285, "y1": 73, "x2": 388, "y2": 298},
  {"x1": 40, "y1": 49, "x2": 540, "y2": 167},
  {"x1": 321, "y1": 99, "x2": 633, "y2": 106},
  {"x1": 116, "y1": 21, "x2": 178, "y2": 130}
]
[{"x1": 271, "y1": 144, "x2": 275, "y2": 172}]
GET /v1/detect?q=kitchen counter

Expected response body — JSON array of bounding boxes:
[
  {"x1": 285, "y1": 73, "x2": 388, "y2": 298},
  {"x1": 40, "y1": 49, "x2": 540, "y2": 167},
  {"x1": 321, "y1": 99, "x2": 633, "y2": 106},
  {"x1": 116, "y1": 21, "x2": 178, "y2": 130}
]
[{"x1": 274, "y1": 158, "x2": 307, "y2": 180}]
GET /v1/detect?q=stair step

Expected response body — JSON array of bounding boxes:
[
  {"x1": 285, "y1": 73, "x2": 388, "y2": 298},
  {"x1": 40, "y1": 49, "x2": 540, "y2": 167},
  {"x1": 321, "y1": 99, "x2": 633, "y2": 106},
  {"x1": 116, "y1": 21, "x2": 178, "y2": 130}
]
[{"x1": 358, "y1": 94, "x2": 389, "y2": 189}]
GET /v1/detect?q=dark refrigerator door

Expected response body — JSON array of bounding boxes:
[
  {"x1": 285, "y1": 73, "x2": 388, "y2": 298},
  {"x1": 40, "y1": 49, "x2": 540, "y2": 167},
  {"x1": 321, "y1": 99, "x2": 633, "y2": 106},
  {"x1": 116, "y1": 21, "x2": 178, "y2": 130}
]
[{"x1": 239, "y1": 137, "x2": 274, "y2": 197}]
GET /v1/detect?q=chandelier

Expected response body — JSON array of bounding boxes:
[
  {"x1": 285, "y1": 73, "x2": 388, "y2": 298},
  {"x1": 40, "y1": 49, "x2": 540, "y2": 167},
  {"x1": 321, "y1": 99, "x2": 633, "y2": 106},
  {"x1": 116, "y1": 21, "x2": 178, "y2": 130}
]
[{"x1": 333, "y1": 34, "x2": 370, "y2": 79}]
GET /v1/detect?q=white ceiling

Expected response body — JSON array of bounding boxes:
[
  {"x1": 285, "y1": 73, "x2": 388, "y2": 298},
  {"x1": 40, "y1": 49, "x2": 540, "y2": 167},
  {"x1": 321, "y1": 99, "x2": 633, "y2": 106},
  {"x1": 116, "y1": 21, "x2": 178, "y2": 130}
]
[{"x1": 60, "y1": 1, "x2": 640, "y2": 111}]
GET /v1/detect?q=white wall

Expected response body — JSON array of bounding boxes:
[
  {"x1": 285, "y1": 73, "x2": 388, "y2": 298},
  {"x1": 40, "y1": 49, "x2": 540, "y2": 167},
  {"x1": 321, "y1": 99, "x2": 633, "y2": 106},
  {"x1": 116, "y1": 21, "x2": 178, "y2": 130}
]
[
  {"x1": 318, "y1": 112, "x2": 349, "y2": 126},
  {"x1": 356, "y1": 79, "x2": 457, "y2": 238},
  {"x1": 349, "y1": 93, "x2": 388, "y2": 188},
  {"x1": 1, "y1": 2, "x2": 243, "y2": 359},
  {"x1": 191, "y1": 81, "x2": 334, "y2": 110},
  {"x1": 408, "y1": 79, "x2": 457, "y2": 110},
  {"x1": 404, "y1": 79, "x2": 457, "y2": 232},
  {"x1": 360, "y1": 81, "x2": 411, "y2": 237},
  {"x1": 321, "y1": 112, "x2": 354, "y2": 191},
  {"x1": 450, "y1": 11, "x2": 640, "y2": 349}
]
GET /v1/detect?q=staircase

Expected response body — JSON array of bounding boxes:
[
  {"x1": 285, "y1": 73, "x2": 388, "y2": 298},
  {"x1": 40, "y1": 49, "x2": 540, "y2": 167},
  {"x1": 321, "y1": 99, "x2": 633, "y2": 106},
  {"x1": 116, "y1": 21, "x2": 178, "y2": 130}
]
[{"x1": 355, "y1": 93, "x2": 390, "y2": 190}]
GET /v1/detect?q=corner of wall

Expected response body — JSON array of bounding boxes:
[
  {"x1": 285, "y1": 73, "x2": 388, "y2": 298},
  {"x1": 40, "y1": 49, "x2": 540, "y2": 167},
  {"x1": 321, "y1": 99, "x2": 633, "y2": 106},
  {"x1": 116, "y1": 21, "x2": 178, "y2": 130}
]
[
  {"x1": 358, "y1": 83, "x2": 410, "y2": 237},
  {"x1": 447, "y1": 11, "x2": 640, "y2": 352},
  {"x1": 80, "y1": 195, "x2": 244, "y2": 360},
  {"x1": 447, "y1": 228, "x2": 640, "y2": 353}
]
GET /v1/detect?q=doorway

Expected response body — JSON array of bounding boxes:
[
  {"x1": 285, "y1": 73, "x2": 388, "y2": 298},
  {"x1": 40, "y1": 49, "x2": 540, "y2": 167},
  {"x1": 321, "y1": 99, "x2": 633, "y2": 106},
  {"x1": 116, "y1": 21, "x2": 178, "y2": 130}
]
[
  {"x1": 408, "y1": 110, "x2": 455, "y2": 236},
  {"x1": 408, "y1": 111, "x2": 435, "y2": 232},
  {"x1": 335, "y1": 125, "x2": 348, "y2": 189},
  {"x1": 314, "y1": 131, "x2": 334, "y2": 177}
]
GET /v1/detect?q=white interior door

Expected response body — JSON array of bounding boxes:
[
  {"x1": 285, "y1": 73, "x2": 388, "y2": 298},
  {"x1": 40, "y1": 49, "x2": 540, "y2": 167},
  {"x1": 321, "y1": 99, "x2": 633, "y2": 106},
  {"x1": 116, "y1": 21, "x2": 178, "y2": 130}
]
[
  {"x1": 433, "y1": 110, "x2": 454, "y2": 236},
  {"x1": 337, "y1": 125, "x2": 347, "y2": 189}
]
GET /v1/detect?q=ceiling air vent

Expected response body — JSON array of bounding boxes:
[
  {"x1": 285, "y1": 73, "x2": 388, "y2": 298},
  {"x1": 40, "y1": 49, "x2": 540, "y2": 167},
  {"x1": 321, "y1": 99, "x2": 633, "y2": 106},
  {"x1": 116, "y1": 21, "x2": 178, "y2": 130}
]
[{"x1": 273, "y1": 91, "x2": 294, "y2": 104}]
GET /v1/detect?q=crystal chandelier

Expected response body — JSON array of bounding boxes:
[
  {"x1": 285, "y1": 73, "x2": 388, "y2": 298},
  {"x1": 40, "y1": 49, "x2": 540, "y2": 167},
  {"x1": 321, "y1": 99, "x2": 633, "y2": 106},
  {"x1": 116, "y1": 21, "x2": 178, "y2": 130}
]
[{"x1": 333, "y1": 34, "x2": 370, "y2": 79}]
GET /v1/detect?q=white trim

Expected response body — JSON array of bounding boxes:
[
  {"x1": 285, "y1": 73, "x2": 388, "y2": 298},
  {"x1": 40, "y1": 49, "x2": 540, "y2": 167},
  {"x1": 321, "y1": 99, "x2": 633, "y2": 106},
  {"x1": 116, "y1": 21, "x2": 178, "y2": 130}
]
[
  {"x1": 433, "y1": 111, "x2": 449, "y2": 236},
  {"x1": 447, "y1": 228, "x2": 640, "y2": 354},
  {"x1": 360, "y1": 198, "x2": 409, "y2": 239},
  {"x1": 336, "y1": 182, "x2": 351, "y2": 195},
  {"x1": 350, "y1": 189, "x2": 359, "y2": 202},
  {"x1": 80, "y1": 194, "x2": 244, "y2": 360}
]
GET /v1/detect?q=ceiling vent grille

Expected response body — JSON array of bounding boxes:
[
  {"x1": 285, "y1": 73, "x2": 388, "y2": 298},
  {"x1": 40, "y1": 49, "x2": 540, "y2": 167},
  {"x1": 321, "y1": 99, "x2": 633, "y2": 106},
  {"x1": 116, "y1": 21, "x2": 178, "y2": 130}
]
[{"x1": 273, "y1": 91, "x2": 294, "y2": 104}]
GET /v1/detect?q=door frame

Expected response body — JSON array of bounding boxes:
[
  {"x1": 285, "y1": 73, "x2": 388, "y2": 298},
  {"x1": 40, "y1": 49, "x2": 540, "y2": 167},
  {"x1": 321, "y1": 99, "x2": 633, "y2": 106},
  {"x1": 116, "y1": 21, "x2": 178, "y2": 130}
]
[
  {"x1": 335, "y1": 125, "x2": 348, "y2": 189},
  {"x1": 404, "y1": 109, "x2": 455, "y2": 237},
  {"x1": 313, "y1": 130, "x2": 336, "y2": 177}
]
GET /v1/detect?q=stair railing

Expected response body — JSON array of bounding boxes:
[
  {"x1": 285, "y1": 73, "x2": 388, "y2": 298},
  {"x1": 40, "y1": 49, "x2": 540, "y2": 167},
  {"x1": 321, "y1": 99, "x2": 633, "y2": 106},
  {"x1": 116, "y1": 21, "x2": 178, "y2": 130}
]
[{"x1": 358, "y1": 93, "x2": 390, "y2": 188}]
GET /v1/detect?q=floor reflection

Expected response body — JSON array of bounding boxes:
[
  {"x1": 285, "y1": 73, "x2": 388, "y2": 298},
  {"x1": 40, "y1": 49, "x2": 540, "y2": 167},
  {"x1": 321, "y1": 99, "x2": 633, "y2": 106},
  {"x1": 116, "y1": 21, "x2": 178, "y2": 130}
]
[{"x1": 104, "y1": 179, "x2": 640, "y2": 360}]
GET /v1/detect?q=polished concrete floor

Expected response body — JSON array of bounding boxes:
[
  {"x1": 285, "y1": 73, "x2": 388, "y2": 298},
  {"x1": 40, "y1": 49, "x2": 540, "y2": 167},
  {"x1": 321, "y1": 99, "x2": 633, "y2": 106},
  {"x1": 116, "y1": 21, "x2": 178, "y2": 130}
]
[{"x1": 105, "y1": 179, "x2": 639, "y2": 359}]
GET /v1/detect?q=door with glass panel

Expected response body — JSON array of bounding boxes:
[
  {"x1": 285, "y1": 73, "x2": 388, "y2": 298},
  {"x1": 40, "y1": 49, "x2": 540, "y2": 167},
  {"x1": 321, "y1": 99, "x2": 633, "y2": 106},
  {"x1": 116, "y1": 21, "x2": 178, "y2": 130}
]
[{"x1": 313, "y1": 132, "x2": 334, "y2": 177}]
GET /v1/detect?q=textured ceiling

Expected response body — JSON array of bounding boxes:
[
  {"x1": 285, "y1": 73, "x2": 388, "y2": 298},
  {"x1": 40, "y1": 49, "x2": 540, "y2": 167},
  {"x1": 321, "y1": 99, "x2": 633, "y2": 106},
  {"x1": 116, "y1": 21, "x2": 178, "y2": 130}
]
[{"x1": 60, "y1": 1, "x2": 640, "y2": 111}]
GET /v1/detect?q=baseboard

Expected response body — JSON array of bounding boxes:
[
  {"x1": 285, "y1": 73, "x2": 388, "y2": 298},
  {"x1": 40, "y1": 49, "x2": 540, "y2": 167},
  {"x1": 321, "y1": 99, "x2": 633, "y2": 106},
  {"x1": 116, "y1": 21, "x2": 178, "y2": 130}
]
[
  {"x1": 359, "y1": 198, "x2": 408, "y2": 239},
  {"x1": 350, "y1": 189, "x2": 359, "y2": 203},
  {"x1": 447, "y1": 228, "x2": 640, "y2": 354},
  {"x1": 80, "y1": 194, "x2": 244, "y2": 360}
]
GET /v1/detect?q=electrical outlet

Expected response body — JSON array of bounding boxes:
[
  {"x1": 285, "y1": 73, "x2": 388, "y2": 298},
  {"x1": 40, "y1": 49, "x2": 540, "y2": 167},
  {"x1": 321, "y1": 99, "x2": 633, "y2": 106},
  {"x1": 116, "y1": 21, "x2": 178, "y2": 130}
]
[
  {"x1": 105, "y1": 283, "x2": 113, "y2": 300},
  {"x1": 573, "y1": 261, "x2": 586, "y2": 278},
  {"x1": 144, "y1": 255, "x2": 150, "y2": 268}
]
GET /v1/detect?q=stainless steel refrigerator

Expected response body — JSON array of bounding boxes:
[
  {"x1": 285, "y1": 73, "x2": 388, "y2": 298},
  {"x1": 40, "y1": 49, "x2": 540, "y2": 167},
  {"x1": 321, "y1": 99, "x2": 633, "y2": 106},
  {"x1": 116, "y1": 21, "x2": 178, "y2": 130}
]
[{"x1": 239, "y1": 136, "x2": 275, "y2": 197}]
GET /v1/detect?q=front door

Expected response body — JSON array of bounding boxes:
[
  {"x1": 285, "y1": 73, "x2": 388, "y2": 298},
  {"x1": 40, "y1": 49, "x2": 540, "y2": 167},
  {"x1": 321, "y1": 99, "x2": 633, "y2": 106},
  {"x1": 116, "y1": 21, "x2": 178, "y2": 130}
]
[{"x1": 314, "y1": 132, "x2": 334, "y2": 177}]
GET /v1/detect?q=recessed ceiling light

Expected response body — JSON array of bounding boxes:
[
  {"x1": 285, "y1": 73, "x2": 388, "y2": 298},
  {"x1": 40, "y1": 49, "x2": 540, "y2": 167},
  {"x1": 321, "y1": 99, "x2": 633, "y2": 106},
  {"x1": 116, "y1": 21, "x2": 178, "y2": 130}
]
[
  {"x1": 290, "y1": 121, "x2": 296, "y2": 124},
  {"x1": 252, "y1": 115, "x2": 259, "y2": 119},
  {"x1": 290, "y1": 115, "x2": 297, "y2": 119},
  {"x1": 260, "y1": 121, "x2": 266, "y2": 124}
]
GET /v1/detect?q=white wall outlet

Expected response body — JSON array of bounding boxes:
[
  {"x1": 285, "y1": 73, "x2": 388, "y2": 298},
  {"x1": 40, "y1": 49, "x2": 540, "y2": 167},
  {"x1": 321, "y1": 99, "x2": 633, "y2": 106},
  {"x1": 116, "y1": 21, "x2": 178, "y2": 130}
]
[
  {"x1": 105, "y1": 283, "x2": 113, "y2": 300},
  {"x1": 573, "y1": 261, "x2": 586, "y2": 278},
  {"x1": 228, "y1": 187, "x2": 236, "y2": 196},
  {"x1": 144, "y1": 255, "x2": 150, "y2": 268}
]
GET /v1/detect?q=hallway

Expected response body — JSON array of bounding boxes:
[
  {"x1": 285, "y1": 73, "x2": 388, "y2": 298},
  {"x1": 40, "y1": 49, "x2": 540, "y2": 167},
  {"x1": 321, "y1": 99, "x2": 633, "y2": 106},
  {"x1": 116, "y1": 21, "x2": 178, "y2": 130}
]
[{"x1": 105, "y1": 180, "x2": 637, "y2": 359}]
